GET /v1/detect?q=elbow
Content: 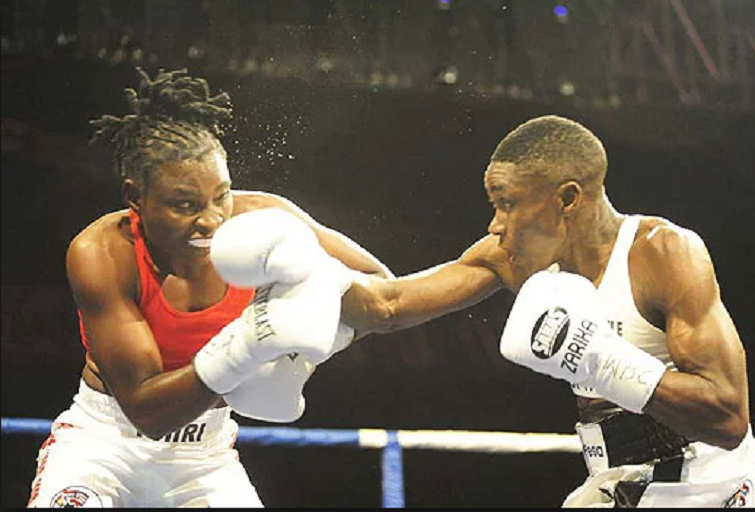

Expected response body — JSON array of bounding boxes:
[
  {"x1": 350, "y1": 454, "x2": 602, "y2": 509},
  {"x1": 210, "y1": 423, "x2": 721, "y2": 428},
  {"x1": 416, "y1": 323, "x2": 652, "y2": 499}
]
[
  {"x1": 711, "y1": 389, "x2": 750, "y2": 450},
  {"x1": 716, "y1": 424, "x2": 748, "y2": 451},
  {"x1": 140, "y1": 431, "x2": 166, "y2": 442},
  {"x1": 124, "y1": 409, "x2": 183, "y2": 441},
  {"x1": 129, "y1": 413, "x2": 177, "y2": 440},
  {"x1": 133, "y1": 422, "x2": 169, "y2": 441},
  {"x1": 717, "y1": 409, "x2": 750, "y2": 451},
  {"x1": 372, "y1": 295, "x2": 400, "y2": 333},
  {"x1": 342, "y1": 280, "x2": 398, "y2": 334}
]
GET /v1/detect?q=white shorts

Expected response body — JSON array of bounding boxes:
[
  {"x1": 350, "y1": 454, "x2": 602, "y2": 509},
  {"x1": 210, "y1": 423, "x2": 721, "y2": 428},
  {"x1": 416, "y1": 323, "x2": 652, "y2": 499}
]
[
  {"x1": 27, "y1": 380, "x2": 264, "y2": 508},
  {"x1": 563, "y1": 425, "x2": 755, "y2": 508}
]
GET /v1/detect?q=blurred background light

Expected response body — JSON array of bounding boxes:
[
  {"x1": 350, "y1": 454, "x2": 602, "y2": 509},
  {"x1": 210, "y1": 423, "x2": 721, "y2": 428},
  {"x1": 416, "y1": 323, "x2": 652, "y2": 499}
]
[{"x1": 554, "y1": 4, "x2": 569, "y2": 23}]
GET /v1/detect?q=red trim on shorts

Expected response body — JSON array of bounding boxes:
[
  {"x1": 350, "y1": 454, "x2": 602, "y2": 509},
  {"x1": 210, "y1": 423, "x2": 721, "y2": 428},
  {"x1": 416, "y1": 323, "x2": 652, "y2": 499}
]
[{"x1": 27, "y1": 423, "x2": 74, "y2": 506}]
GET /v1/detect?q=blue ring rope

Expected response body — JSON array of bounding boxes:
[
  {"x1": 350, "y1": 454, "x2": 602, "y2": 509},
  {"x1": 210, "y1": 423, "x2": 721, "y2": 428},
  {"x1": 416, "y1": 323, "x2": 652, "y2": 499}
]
[
  {"x1": 2, "y1": 417, "x2": 399, "y2": 507},
  {"x1": 382, "y1": 431, "x2": 405, "y2": 508}
]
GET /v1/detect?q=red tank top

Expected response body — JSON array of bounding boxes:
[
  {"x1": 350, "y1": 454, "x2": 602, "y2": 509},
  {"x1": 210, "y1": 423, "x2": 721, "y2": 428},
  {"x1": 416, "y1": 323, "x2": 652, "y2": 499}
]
[{"x1": 79, "y1": 211, "x2": 255, "y2": 371}]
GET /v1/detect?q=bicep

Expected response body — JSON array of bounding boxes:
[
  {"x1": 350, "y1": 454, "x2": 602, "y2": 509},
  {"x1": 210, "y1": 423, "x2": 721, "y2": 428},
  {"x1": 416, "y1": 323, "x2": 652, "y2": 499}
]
[
  {"x1": 316, "y1": 226, "x2": 394, "y2": 278},
  {"x1": 68, "y1": 243, "x2": 163, "y2": 399},
  {"x1": 664, "y1": 279, "x2": 745, "y2": 392},
  {"x1": 263, "y1": 193, "x2": 394, "y2": 278},
  {"x1": 651, "y1": 230, "x2": 746, "y2": 392}
]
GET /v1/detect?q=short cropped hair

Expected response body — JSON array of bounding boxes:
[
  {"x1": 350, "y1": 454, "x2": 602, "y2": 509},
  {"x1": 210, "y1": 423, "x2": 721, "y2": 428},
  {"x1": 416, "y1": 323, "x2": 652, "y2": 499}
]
[{"x1": 490, "y1": 115, "x2": 608, "y2": 190}]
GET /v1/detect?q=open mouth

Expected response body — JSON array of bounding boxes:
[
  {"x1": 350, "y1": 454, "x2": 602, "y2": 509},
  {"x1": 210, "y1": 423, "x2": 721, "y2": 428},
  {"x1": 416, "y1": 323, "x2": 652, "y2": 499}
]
[{"x1": 188, "y1": 238, "x2": 212, "y2": 248}]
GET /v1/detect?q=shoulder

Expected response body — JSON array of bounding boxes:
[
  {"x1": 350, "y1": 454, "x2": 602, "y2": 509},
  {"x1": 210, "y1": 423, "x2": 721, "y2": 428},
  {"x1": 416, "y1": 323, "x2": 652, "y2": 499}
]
[
  {"x1": 632, "y1": 216, "x2": 710, "y2": 266},
  {"x1": 630, "y1": 215, "x2": 716, "y2": 311},
  {"x1": 231, "y1": 190, "x2": 324, "y2": 228},
  {"x1": 67, "y1": 210, "x2": 137, "y2": 302},
  {"x1": 231, "y1": 190, "x2": 302, "y2": 215},
  {"x1": 68, "y1": 209, "x2": 133, "y2": 257}
]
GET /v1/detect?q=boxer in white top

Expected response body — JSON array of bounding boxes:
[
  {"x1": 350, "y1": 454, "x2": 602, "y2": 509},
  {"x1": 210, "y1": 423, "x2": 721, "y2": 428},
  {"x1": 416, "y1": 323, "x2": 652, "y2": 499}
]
[{"x1": 343, "y1": 115, "x2": 754, "y2": 507}]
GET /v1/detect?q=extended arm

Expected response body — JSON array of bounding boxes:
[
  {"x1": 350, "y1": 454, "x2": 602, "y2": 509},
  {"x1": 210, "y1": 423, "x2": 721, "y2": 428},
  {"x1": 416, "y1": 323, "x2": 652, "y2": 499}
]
[{"x1": 342, "y1": 235, "x2": 505, "y2": 337}]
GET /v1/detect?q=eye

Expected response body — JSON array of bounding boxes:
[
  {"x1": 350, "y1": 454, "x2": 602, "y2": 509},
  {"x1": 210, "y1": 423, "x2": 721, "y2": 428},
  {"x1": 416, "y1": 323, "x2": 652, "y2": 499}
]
[
  {"x1": 170, "y1": 199, "x2": 199, "y2": 214},
  {"x1": 491, "y1": 198, "x2": 514, "y2": 212},
  {"x1": 215, "y1": 190, "x2": 231, "y2": 204}
]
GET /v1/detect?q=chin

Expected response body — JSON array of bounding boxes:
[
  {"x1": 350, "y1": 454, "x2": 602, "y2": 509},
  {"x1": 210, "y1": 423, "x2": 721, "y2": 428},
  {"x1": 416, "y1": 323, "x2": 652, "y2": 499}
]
[{"x1": 185, "y1": 246, "x2": 212, "y2": 261}]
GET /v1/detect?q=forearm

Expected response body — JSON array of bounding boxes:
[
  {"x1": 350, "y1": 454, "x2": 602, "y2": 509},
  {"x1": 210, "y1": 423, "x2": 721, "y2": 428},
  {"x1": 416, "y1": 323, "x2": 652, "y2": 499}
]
[
  {"x1": 119, "y1": 366, "x2": 221, "y2": 440},
  {"x1": 342, "y1": 276, "x2": 448, "y2": 336},
  {"x1": 343, "y1": 270, "x2": 500, "y2": 336},
  {"x1": 644, "y1": 371, "x2": 749, "y2": 450},
  {"x1": 653, "y1": 301, "x2": 751, "y2": 449}
]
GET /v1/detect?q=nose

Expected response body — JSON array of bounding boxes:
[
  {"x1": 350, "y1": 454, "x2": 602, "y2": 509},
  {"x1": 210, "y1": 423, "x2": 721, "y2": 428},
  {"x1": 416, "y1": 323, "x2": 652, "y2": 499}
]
[
  {"x1": 488, "y1": 211, "x2": 506, "y2": 237},
  {"x1": 195, "y1": 208, "x2": 224, "y2": 235}
]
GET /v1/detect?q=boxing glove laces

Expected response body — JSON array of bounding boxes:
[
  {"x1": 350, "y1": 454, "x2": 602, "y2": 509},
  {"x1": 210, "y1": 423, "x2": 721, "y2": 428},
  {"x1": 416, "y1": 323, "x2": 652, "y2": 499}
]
[{"x1": 194, "y1": 208, "x2": 354, "y2": 394}]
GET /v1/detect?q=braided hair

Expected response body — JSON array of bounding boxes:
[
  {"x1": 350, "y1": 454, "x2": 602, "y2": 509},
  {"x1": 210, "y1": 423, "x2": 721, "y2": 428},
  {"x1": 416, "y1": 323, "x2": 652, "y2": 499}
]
[{"x1": 90, "y1": 68, "x2": 233, "y2": 190}]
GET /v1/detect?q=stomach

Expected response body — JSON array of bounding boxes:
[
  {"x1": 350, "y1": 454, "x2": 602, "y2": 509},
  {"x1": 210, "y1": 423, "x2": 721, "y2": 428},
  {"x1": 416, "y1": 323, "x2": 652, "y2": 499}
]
[{"x1": 81, "y1": 360, "x2": 227, "y2": 408}]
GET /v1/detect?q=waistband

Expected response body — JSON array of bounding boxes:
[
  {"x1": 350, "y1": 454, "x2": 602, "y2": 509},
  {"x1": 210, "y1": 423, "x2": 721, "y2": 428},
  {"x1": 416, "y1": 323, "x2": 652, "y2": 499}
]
[
  {"x1": 576, "y1": 412, "x2": 689, "y2": 478},
  {"x1": 65, "y1": 379, "x2": 235, "y2": 446}
]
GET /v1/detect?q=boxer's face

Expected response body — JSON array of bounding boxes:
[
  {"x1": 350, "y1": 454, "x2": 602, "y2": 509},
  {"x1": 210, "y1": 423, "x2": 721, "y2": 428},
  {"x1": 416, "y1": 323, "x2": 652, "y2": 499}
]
[
  {"x1": 135, "y1": 149, "x2": 233, "y2": 263},
  {"x1": 484, "y1": 161, "x2": 565, "y2": 273}
]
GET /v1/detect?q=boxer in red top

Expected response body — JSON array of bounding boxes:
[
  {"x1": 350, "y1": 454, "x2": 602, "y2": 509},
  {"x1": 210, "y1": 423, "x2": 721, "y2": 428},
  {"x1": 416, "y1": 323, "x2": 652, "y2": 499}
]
[{"x1": 26, "y1": 68, "x2": 392, "y2": 508}]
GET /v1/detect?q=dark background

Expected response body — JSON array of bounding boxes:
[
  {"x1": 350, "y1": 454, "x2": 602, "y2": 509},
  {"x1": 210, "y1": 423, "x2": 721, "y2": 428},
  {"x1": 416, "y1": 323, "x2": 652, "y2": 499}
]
[{"x1": 2, "y1": 0, "x2": 754, "y2": 507}]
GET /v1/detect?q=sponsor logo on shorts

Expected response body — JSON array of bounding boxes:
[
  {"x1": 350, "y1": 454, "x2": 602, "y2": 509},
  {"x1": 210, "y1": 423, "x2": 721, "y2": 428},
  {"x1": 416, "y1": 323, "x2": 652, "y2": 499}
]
[
  {"x1": 582, "y1": 444, "x2": 605, "y2": 458},
  {"x1": 50, "y1": 486, "x2": 103, "y2": 508},
  {"x1": 136, "y1": 422, "x2": 208, "y2": 443},
  {"x1": 723, "y1": 479, "x2": 752, "y2": 508},
  {"x1": 530, "y1": 307, "x2": 569, "y2": 359}
]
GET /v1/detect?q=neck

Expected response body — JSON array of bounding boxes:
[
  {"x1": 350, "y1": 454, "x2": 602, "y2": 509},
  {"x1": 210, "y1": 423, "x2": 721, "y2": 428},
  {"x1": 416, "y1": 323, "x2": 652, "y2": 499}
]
[
  {"x1": 558, "y1": 192, "x2": 624, "y2": 285},
  {"x1": 144, "y1": 238, "x2": 213, "y2": 281}
]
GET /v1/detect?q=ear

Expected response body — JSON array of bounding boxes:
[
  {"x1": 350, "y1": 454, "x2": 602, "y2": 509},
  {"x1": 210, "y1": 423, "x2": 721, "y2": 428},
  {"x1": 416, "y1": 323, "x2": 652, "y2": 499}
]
[
  {"x1": 122, "y1": 179, "x2": 142, "y2": 213},
  {"x1": 556, "y1": 181, "x2": 582, "y2": 216}
]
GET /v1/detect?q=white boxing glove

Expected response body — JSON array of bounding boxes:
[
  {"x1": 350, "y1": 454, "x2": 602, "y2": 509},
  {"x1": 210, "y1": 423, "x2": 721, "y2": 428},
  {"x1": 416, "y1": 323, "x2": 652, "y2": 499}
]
[
  {"x1": 196, "y1": 219, "x2": 357, "y2": 395},
  {"x1": 193, "y1": 314, "x2": 263, "y2": 395},
  {"x1": 225, "y1": 354, "x2": 315, "y2": 423},
  {"x1": 211, "y1": 208, "x2": 322, "y2": 288},
  {"x1": 196, "y1": 207, "x2": 358, "y2": 394},
  {"x1": 331, "y1": 321, "x2": 356, "y2": 356},
  {"x1": 248, "y1": 257, "x2": 349, "y2": 364},
  {"x1": 194, "y1": 260, "x2": 348, "y2": 394},
  {"x1": 224, "y1": 319, "x2": 355, "y2": 422},
  {"x1": 499, "y1": 270, "x2": 667, "y2": 414}
]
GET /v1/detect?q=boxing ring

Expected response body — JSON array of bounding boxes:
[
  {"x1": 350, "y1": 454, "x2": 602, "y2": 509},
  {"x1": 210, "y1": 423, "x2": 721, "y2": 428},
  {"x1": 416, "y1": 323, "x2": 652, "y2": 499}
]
[{"x1": 2, "y1": 416, "x2": 580, "y2": 507}]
